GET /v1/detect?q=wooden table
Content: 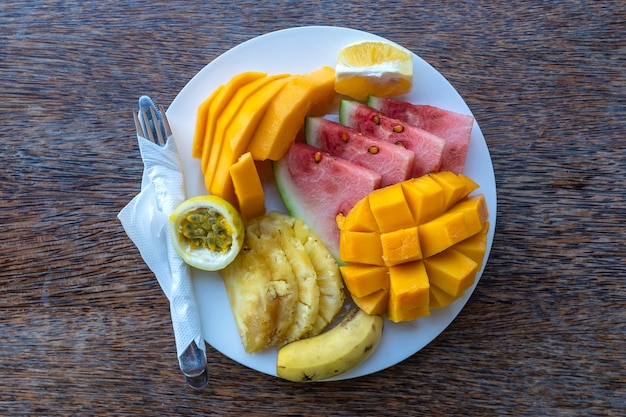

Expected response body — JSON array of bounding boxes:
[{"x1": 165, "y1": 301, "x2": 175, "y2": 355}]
[{"x1": 1, "y1": 1, "x2": 624, "y2": 415}]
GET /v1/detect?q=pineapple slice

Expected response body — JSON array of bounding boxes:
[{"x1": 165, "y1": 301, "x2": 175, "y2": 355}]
[
  {"x1": 221, "y1": 212, "x2": 344, "y2": 353},
  {"x1": 221, "y1": 236, "x2": 297, "y2": 353},
  {"x1": 294, "y1": 218, "x2": 345, "y2": 336},
  {"x1": 254, "y1": 212, "x2": 320, "y2": 342}
]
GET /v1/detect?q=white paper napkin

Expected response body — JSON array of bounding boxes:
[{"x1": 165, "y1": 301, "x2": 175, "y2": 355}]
[{"x1": 117, "y1": 135, "x2": 206, "y2": 359}]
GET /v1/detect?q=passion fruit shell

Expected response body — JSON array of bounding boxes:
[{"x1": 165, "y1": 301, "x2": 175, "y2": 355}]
[{"x1": 169, "y1": 195, "x2": 244, "y2": 271}]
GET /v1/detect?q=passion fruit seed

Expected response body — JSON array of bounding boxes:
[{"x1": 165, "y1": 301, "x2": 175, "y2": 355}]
[{"x1": 179, "y1": 207, "x2": 233, "y2": 253}]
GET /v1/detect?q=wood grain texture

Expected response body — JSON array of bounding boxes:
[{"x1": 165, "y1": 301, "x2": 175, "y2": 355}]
[{"x1": 1, "y1": 0, "x2": 624, "y2": 415}]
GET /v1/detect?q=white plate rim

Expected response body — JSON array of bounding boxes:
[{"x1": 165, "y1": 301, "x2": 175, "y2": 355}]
[{"x1": 167, "y1": 25, "x2": 497, "y2": 381}]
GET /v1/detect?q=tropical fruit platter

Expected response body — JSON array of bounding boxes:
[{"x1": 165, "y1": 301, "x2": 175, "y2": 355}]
[{"x1": 166, "y1": 26, "x2": 496, "y2": 381}]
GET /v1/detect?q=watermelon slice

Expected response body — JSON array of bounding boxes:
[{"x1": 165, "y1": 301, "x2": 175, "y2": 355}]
[
  {"x1": 368, "y1": 96, "x2": 474, "y2": 174},
  {"x1": 304, "y1": 117, "x2": 415, "y2": 187},
  {"x1": 274, "y1": 143, "x2": 382, "y2": 259},
  {"x1": 339, "y1": 100, "x2": 445, "y2": 177}
]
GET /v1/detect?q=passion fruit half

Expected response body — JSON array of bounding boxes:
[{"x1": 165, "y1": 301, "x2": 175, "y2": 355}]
[{"x1": 169, "y1": 195, "x2": 244, "y2": 271}]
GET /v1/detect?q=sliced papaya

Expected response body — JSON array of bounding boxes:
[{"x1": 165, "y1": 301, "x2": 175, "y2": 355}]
[
  {"x1": 192, "y1": 85, "x2": 222, "y2": 159},
  {"x1": 229, "y1": 152, "x2": 266, "y2": 222},
  {"x1": 201, "y1": 71, "x2": 266, "y2": 188},
  {"x1": 205, "y1": 73, "x2": 273, "y2": 188},
  {"x1": 248, "y1": 66, "x2": 336, "y2": 161},
  {"x1": 209, "y1": 75, "x2": 291, "y2": 202}
]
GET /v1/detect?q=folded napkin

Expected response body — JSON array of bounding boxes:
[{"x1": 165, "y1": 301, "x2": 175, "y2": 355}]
[{"x1": 118, "y1": 135, "x2": 206, "y2": 359}]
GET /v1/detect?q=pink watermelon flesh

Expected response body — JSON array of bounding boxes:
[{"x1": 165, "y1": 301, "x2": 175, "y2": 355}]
[
  {"x1": 304, "y1": 117, "x2": 415, "y2": 187},
  {"x1": 368, "y1": 96, "x2": 474, "y2": 174},
  {"x1": 274, "y1": 143, "x2": 382, "y2": 259},
  {"x1": 339, "y1": 100, "x2": 445, "y2": 177}
]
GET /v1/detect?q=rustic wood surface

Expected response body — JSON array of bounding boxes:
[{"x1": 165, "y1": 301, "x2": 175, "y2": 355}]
[{"x1": 1, "y1": 1, "x2": 624, "y2": 415}]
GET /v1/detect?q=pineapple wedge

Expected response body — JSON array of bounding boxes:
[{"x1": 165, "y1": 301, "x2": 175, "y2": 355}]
[{"x1": 221, "y1": 212, "x2": 344, "y2": 353}]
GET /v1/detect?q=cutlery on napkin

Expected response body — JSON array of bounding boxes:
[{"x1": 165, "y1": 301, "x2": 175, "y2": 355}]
[{"x1": 118, "y1": 96, "x2": 208, "y2": 389}]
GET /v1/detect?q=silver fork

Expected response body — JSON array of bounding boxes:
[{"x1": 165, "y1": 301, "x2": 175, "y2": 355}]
[
  {"x1": 133, "y1": 97, "x2": 169, "y2": 146},
  {"x1": 133, "y1": 96, "x2": 209, "y2": 390}
]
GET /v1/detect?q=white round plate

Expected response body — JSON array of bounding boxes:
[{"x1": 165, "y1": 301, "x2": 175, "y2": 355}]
[{"x1": 167, "y1": 26, "x2": 496, "y2": 380}]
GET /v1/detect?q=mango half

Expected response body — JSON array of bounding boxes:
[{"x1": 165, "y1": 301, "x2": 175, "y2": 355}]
[{"x1": 337, "y1": 171, "x2": 489, "y2": 322}]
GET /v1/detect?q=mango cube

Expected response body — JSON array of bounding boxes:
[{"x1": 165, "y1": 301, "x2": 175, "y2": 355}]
[
  {"x1": 339, "y1": 195, "x2": 379, "y2": 232},
  {"x1": 339, "y1": 230, "x2": 384, "y2": 266},
  {"x1": 352, "y1": 287, "x2": 389, "y2": 316},
  {"x1": 401, "y1": 175, "x2": 444, "y2": 224},
  {"x1": 430, "y1": 171, "x2": 472, "y2": 211},
  {"x1": 419, "y1": 211, "x2": 467, "y2": 258},
  {"x1": 425, "y1": 249, "x2": 478, "y2": 297},
  {"x1": 388, "y1": 303, "x2": 430, "y2": 322},
  {"x1": 380, "y1": 226, "x2": 422, "y2": 266},
  {"x1": 387, "y1": 261, "x2": 430, "y2": 322},
  {"x1": 368, "y1": 183, "x2": 414, "y2": 233},
  {"x1": 452, "y1": 222, "x2": 489, "y2": 269},
  {"x1": 340, "y1": 264, "x2": 389, "y2": 298},
  {"x1": 429, "y1": 284, "x2": 459, "y2": 309}
]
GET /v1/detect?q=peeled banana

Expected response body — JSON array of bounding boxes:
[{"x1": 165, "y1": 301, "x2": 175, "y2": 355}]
[{"x1": 276, "y1": 308, "x2": 384, "y2": 382}]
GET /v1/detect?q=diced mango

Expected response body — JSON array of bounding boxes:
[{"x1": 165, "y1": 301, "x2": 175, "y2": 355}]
[
  {"x1": 401, "y1": 175, "x2": 444, "y2": 224},
  {"x1": 209, "y1": 75, "x2": 291, "y2": 201},
  {"x1": 337, "y1": 195, "x2": 378, "y2": 232},
  {"x1": 192, "y1": 85, "x2": 223, "y2": 159},
  {"x1": 368, "y1": 183, "x2": 414, "y2": 233},
  {"x1": 452, "y1": 222, "x2": 489, "y2": 269},
  {"x1": 339, "y1": 264, "x2": 389, "y2": 298},
  {"x1": 201, "y1": 72, "x2": 266, "y2": 178},
  {"x1": 248, "y1": 66, "x2": 336, "y2": 161},
  {"x1": 339, "y1": 230, "x2": 384, "y2": 266},
  {"x1": 429, "y1": 171, "x2": 472, "y2": 211},
  {"x1": 380, "y1": 226, "x2": 421, "y2": 266},
  {"x1": 419, "y1": 195, "x2": 488, "y2": 258},
  {"x1": 425, "y1": 249, "x2": 478, "y2": 297},
  {"x1": 429, "y1": 284, "x2": 458, "y2": 309},
  {"x1": 452, "y1": 194, "x2": 489, "y2": 235},
  {"x1": 333, "y1": 172, "x2": 489, "y2": 322},
  {"x1": 459, "y1": 174, "x2": 480, "y2": 194},
  {"x1": 352, "y1": 287, "x2": 389, "y2": 316},
  {"x1": 388, "y1": 304, "x2": 431, "y2": 322},
  {"x1": 419, "y1": 211, "x2": 467, "y2": 258},
  {"x1": 229, "y1": 152, "x2": 266, "y2": 222},
  {"x1": 387, "y1": 261, "x2": 430, "y2": 322}
]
